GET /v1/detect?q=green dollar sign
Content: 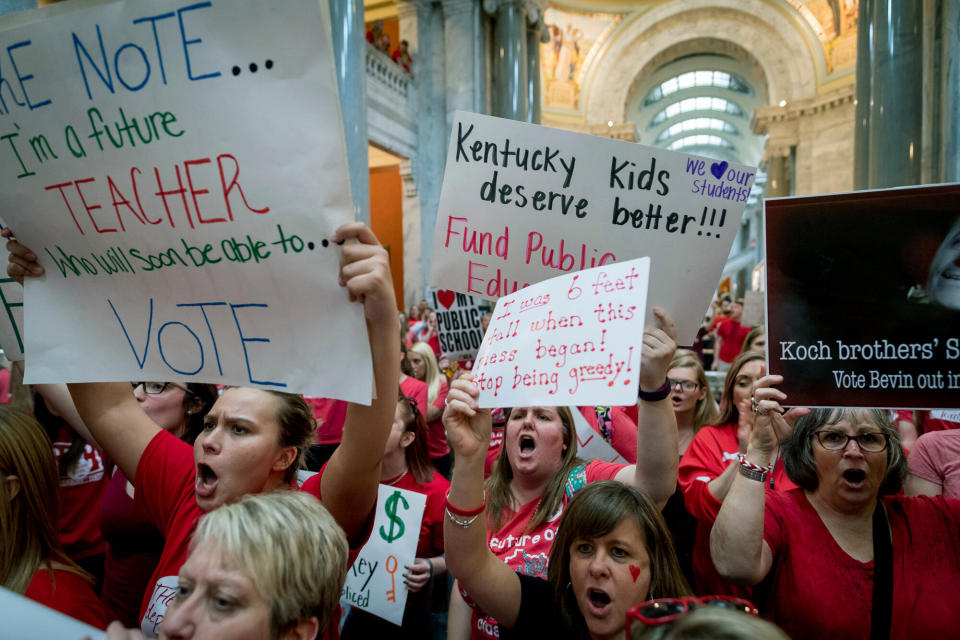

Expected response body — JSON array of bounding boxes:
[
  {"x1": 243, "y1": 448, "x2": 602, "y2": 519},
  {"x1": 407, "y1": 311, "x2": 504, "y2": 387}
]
[{"x1": 379, "y1": 490, "x2": 409, "y2": 542}]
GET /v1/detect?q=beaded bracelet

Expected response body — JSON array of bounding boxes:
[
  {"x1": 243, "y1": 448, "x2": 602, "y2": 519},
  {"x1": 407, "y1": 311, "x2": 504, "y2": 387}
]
[
  {"x1": 445, "y1": 490, "x2": 486, "y2": 518},
  {"x1": 445, "y1": 507, "x2": 481, "y2": 528}
]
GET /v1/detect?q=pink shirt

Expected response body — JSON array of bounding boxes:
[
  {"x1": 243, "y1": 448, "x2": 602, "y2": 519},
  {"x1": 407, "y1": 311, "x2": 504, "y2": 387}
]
[{"x1": 909, "y1": 430, "x2": 960, "y2": 498}]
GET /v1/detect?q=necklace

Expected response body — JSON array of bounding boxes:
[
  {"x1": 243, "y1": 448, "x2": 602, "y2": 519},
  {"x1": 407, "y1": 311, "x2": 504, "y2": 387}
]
[{"x1": 386, "y1": 468, "x2": 409, "y2": 485}]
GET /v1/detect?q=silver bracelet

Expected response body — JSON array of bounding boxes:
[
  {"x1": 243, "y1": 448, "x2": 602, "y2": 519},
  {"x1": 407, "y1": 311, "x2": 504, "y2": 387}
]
[{"x1": 445, "y1": 507, "x2": 481, "y2": 528}]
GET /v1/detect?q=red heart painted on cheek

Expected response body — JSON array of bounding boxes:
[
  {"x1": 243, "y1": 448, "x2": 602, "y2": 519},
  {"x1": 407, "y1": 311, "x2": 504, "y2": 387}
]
[{"x1": 629, "y1": 565, "x2": 641, "y2": 582}]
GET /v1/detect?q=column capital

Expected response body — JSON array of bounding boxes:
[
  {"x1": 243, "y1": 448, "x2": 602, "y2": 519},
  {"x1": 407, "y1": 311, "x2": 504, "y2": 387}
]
[
  {"x1": 441, "y1": 0, "x2": 475, "y2": 17},
  {"x1": 482, "y1": 0, "x2": 530, "y2": 16}
]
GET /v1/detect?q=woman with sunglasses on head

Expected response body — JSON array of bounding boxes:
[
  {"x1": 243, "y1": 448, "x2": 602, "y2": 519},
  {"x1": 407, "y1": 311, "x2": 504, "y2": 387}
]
[
  {"x1": 677, "y1": 351, "x2": 798, "y2": 596},
  {"x1": 710, "y1": 376, "x2": 960, "y2": 638},
  {"x1": 6, "y1": 222, "x2": 400, "y2": 638},
  {"x1": 341, "y1": 391, "x2": 449, "y2": 639},
  {"x1": 626, "y1": 598, "x2": 787, "y2": 640},
  {"x1": 444, "y1": 307, "x2": 680, "y2": 640},
  {"x1": 443, "y1": 375, "x2": 689, "y2": 639}
]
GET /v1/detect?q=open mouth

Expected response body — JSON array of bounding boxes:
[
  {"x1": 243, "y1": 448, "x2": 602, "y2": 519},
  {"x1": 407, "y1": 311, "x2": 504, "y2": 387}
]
[
  {"x1": 842, "y1": 469, "x2": 866, "y2": 487},
  {"x1": 195, "y1": 462, "x2": 219, "y2": 497},
  {"x1": 519, "y1": 435, "x2": 536, "y2": 455},
  {"x1": 586, "y1": 588, "x2": 611, "y2": 615}
]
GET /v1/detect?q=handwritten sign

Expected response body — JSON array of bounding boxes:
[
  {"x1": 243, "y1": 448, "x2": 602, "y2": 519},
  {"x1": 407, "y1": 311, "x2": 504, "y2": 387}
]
[
  {"x1": 472, "y1": 257, "x2": 649, "y2": 408},
  {"x1": 429, "y1": 111, "x2": 756, "y2": 344},
  {"x1": 766, "y1": 185, "x2": 960, "y2": 408},
  {"x1": 0, "y1": 227, "x2": 25, "y2": 361},
  {"x1": 930, "y1": 410, "x2": 960, "y2": 423},
  {"x1": 571, "y1": 408, "x2": 625, "y2": 464},
  {"x1": 341, "y1": 484, "x2": 427, "y2": 626},
  {"x1": 0, "y1": 0, "x2": 371, "y2": 400},
  {"x1": 427, "y1": 286, "x2": 486, "y2": 361},
  {"x1": 0, "y1": 586, "x2": 104, "y2": 640}
]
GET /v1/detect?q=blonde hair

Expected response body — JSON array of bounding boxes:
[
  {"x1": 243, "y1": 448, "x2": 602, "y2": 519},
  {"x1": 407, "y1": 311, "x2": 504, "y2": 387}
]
[
  {"x1": 0, "y1": 408, "x2": 86, "y2": 593},
  {"x1": 191, "y1": 491, "x2": 349, "y2": 637},
  {"x1": 668, "y1": 349, "x2": 718, "y2": 432},
  {"x1": 409, "y1": 341, "x2": 442, "y2": 405},
  {"x1": 486, "y1": 406, "x2": 582, "y2": 532}
]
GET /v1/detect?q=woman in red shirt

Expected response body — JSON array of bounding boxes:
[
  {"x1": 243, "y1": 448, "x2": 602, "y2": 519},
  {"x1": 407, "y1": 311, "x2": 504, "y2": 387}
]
[
  {"x1": 7, "y1": 222, "x2": 400, "y2": 637},
  {"x1": 0, "y1": 407, "x2": 107, "y2": 629},
  {"x1": 408, "y1": 341, "x2": 451, "y2": 477},
  {"x1": 712, "y1": 375, "x2": 960, "y2": 639},
  {"x1": 342, "y1": 391, "x2": 450, "y2": 639},
  {"x1": 450, "y1": 308, "x2": 680, "y2": 640}
]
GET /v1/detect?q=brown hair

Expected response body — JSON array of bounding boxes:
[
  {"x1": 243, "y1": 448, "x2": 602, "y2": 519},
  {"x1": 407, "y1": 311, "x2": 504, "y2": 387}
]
[
  {"x1": 550, "y1": 482, "x2": 691, "y2": 635},
  {"x1": 251, "y1": 389, "x2": 316, "y2": 484},
  {"x1": 0, "y1": 408, "x2": 87, "y2": 593},
  {"x1": 397, "y1": 390, "x2": 435, "y2": 486},
  {"x1": 180, "y1": 383, "x2": 221, "y2": 445},
  {"x1": 668, "y1": 349, "x2": 718, "y2": 432},
  {"x1": 485, "y1": 406, "x2": 583, "y2": 532},
  {"x1": 741, "y1": 326, "x2": 765, "y2": 354},
  {"x1": 716, "y1": 351, "x2": 765, "y2": 425}
]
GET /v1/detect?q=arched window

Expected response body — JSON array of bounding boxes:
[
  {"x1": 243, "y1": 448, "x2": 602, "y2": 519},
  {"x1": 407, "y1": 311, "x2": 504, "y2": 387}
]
[
  {"x1": 666, "y1": 135, "x2": 736, "y2": 151},
  {"x1": 655, "y1": 118, "x2": 740, "y2": 143},
  {"x1": 648, "y1": 97, "x2": 745, "y2": 127},
  {"x1": 644, "y1": 70, "x2": 752, "y2": 105}
]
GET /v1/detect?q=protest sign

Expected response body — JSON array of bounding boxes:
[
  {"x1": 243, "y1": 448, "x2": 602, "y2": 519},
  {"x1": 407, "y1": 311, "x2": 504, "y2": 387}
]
[
  {"x1": 0, "y1": 586, "x2": 104, "y2": 640},
  {"x1": 930, "y1": 409, "x2": 960, "y2": 423},
  {"x1": 0, "y1": 0, "x2": 371, "y2": 400},
  {"x1": 741, "y1": 290, "x2": 764, "y2": 328},
  {"x1": 341, "y1": 483, "x2": 427, "y2": 626},
  {"x1": 0, "y1": 226, "x2": 25, "y2": 361},
  {"x1": 429, "y1": 111, "x2": 756, "y2": 345},
  {"x1": 472, "y1": 256, "x2": 649, "y2": 408},
  {"x1": 571, "y1": 408, "x2": 626, "y2": 463},
  {"x1": 766, "y1": 184, "x2": 960, "y2": 408},
  {"x1": 427, "y1": 286, "x2": 486, "y2": 361}
]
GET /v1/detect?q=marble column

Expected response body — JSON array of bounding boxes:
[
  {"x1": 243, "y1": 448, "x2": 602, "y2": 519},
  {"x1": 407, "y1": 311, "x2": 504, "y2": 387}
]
[
  {"x1": 941, "y1": 1, "x2": 960, "y2": 183},
  {"x1": 328, "y1": 0, "x2": 370, "y2": 223},
  {"x1": 526, "y1": 13, "x2": 544, "y2": 124},
  {"x1": 866, "y1": 0, "x2": 923, "y2": 188},
  {"x1": 852, "y1": 0, "x2": 872, "y2": 190},
  {"x1": 490, "y1": 0, "x2": 528, "y2": 120},
  {"x1": 765, "y1": 154, "x2": 790, "y2": 197},
  {"x1": 443, "y1": 0, "x2": 482, "y2": 126}
]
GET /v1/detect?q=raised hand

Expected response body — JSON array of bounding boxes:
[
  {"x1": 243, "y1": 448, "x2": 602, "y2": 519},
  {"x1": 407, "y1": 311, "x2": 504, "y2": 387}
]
[
  {"x1": 749, "y1": 374, "x2": 810, "y2": 454},
  {"x1": 1, "y1": 227, "x2": 44, "y2": 284},
  {"x1": 638, "y1": 306, "x2": 677, "y2": 392},
  {"x1": 442, "y1": 374, "x2": 491, "y2": 460},
  {"x1": 333, "y1": 222, "x2": 395, "y2": 326}
]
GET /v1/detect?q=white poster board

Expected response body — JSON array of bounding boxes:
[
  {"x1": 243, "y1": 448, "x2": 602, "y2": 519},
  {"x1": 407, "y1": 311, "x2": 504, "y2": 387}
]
[
  {"x1": 0, "y1": 0, "x2": 371, "y2": 400},
  {"x1": 472, "y1": 257, "x2": 649, "y2": 408},
  {"x1": 741, "y1": 290, "x2": 764, "y2": 327},
  {"x1": 429, "y1": 111, "x2": 757, "y2": 345},
  {"x1": 427, "y1": 286, "x2": 486, "y2": 361},
  {"x1": 0, "y1": 586, "x2": 104, "y2": 640},
  {"x1": 341, "y1": 484, "x2": 427, "y2": 626},
  {"x1": 571, "y1": 408, "x2": 626, "y2": 464},
  {"x1": 930, "y1": 410, "x2": 960, "y2": 423}
]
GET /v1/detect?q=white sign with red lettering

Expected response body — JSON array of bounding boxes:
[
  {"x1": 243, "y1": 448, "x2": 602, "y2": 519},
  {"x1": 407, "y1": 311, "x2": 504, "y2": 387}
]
[
  {"x1": 429, "y1": 111, "x2": 756, "y2": 344},
  {"x1": 472, "y1": 257, "x2": 649, "y2": 408}
]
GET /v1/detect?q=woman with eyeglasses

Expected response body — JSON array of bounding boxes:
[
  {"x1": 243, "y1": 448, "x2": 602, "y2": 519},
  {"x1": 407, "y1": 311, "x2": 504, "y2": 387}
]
[
  {"x1": 341, "y1": 391, "x2": 449, "y2": 639},
  {"x1": 710, "y1": 376, "x2": 960, "y2": 638},
  {"x1": 677, "y1": 351, "x2": 798, "y2": 596},
  {"x1": 6, "y1": 222, "x2": 401, "y2": 638}
]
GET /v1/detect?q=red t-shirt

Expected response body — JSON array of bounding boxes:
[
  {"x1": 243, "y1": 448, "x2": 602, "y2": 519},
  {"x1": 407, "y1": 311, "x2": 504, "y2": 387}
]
[
  {"x1": 716, "y1": 319, "x2": 750, "y2": 363},
  {"x1": 576, "y1": 405, "x2": 639, "y2": 463},
  {"x1": 51, "y1": 423, "x2": 108, "y2": 560},
  {"x1": 678, "y1": 423, "x2": 797, "y2": 596},
  {"x1": 135, "y1": 431, "x2": 361, "y2": 638},
  {"x1": 0, "y1": 367, "x2": 10, "y2": 403},
  {"x1": 400, "y1": 376, "x2": 429, "y2": 421},
  {"x1": 384, "y1": 468, "x2": 450, "y2": 557},
  {"x1": 426, "y1": 379, "x2": 450, "y2": 459},
  {"x1": 760, "y1": 490, "x2": 960, "y2": 639},
  {"x1": 470, "y1": 460, "x2": 624, "y2": 640},
  {"x1": 305, "y1": 397, "x2": 348, "y2": 445},
  {"x1": 894, "y1": 409, "x2": 960, "y2": 434},
  {"x1": 99, "y1": 468, "x2": 165, "y2": 628},
  {"x1": 485, "y1": 426, "x2": 505, "y2": 478},
  {"x1": 26, "y1": 567, "x2": 108, "y2": 629}
]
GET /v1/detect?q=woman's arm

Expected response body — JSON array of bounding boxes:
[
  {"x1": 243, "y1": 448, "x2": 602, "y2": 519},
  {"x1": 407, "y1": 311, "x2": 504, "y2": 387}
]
[
  {"x1": 710, "y1": 375, "x2": 805, "y2": 584},
  {"x1": 404, "y1": 554, "x2": 446, "y2": 593},
  {"x1": 447, "y1": 583, "x2": 473, "y2": 640},
  {"x1": 321, "y1": 223, "x2": 401, "y2": 542},
  {"x1": 614, "y1": 307, "x2": 679, "y2": 508},
  {"x1": 443, "y1": 375, "x2": 523, "y2": 628},
  {"x1": 32, "y1": 377, "x2": 100, "y2": 450}
]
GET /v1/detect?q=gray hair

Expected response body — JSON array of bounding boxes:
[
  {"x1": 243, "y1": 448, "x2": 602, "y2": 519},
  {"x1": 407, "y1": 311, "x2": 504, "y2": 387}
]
[{"x1": 781, "y1": 408, "x2": 906, "y2": 495}]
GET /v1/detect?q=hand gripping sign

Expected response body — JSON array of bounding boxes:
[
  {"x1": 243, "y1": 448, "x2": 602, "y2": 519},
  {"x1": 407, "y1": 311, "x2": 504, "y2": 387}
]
[
  {"x1": 0, "y1": 0, "x2": 371, "y2": 401},
  {"x1": 430, "y1": 111, "x2": 756, "y2": 346},
  {"x1": 472, "y1": 257, "x2": 650, "y2": 408},
  {"x1": 341, "y1": 484, "x2": 427, "y2": 626}
]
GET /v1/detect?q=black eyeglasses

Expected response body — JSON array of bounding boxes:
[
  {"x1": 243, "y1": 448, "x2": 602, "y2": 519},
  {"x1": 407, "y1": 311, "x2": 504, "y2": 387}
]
[
  {"x1": 814, "y1": 430, "x2": 889, "y2": 453},
  {"x1": 132, "y1": 381, "x2": 195, "y2": 396},
  {"x1": 666, "y1": 377, "x2": 700, "y2": 392}
]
